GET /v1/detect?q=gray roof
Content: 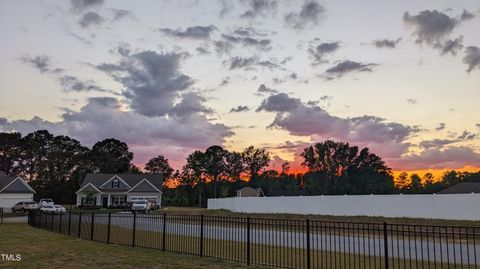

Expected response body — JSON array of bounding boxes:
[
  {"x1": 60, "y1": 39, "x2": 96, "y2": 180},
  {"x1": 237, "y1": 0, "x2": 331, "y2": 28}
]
[
  {"x1": 438, "y1": 182, "x2": 480, "y2": 194},
  {"x1": 79, "y1": 173, "x2": 163, "y2": 193},
  {"x1": 0, "y1": 176, "x2": 35, "y2": 194}
]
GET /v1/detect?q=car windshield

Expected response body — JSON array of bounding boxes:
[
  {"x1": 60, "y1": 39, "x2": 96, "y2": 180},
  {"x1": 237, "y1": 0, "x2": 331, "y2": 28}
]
[
  {"x1": 133, "y1": 201, "x2": 146, "y2": 204},
  {"x1": 42, "y1": 199, "x2": 53, "y2": 203}
]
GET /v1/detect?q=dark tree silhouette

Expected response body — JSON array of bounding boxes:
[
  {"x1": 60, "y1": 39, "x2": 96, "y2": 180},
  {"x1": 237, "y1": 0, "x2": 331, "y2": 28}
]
[
  {"x1": 145, "y1": 155, "x2": 174, "y2": 180},
  {"x1": 242, "y1": 146, "x2": 270, "y2": 180},
  {"x1": 90, "y1": 138, "x2": 133, "y2": 173}
]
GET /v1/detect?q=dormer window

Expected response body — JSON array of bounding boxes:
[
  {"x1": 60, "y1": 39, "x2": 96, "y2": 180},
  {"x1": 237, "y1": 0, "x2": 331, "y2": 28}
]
[{"x1": 112, "y1": 179, "x2": 119, "y2": 189}]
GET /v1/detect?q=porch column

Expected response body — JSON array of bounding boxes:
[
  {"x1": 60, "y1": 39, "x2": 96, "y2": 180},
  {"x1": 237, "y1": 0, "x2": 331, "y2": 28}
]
[{"x1": 108, "y1": 194, "x2": 111, "y2": 206}]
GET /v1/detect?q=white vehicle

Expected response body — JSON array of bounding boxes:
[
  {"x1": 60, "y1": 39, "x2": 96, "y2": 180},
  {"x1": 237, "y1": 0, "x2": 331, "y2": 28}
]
[
  {"x1": 54, "y1": 205, "x2": 66, "y2": 213},
  {"x1": 39, "y1": 198, "x2": 54, "y2": 207},
  {"x1": 131, "y1": 200, "x2": 153, "y2": 213},
  {"x1": 40, "y1": 205, "x2": 56, "y2": 213},
  {"x1": 11, "y1": 201, "x2": 39, "y2": 212}
]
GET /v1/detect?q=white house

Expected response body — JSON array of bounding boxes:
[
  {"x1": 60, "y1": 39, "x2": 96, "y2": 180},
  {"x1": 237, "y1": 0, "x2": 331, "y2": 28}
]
[
  {"x1": 76, "y1": 174, "x2": 163, "y2": 208},
  {"x1": 0, "y1": 171, "x2": 36, "y2": 211}
]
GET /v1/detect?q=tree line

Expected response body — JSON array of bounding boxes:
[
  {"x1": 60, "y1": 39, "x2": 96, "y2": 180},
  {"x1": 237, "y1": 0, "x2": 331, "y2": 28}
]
[{"x1": 1, "y1": 130, "x2": 478, "y2": 205}]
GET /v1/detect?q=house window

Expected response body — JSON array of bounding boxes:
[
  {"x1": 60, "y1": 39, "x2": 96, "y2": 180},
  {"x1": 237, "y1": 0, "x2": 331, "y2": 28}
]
[
  {"x1": 111, "y1": 196, "x2": 126, "y2": 205},
  {"x1": 112, "y1": 179, "x2": 119, "y2": 189}
]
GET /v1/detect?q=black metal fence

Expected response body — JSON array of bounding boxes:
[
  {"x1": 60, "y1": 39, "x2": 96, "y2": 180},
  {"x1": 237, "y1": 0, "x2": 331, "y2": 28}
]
[
  {"x1": 28, "y1": 210, "x2": 479, "y2": 269},
  {"x1": 0, "y1": 208, "x2": 28, "y2": 224}
]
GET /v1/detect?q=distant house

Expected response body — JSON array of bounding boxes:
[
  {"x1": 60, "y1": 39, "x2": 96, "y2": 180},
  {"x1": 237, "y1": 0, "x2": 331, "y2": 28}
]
[
  {"x1": 236, "y1": 187, "x2": 264, "y2": 197},
  {"x1": 0, "y1": 172, "x2": 36, "y2": 211},
  {"x1": 76, "y1": 174, "x2": 163, "y2": 208},
  {"x1": 438, "y1": 182, "x2": 480, "y2": 194}
]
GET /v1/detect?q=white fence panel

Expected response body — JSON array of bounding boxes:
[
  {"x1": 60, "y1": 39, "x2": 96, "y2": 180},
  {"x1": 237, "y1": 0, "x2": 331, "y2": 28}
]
[{"x1": 208, "y1": 194, "x2": 480, "y2": 220}]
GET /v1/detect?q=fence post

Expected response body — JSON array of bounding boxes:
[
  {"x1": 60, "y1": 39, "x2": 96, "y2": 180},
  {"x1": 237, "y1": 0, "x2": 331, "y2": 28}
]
[
  {"x1": 306, "y1": 219, "x2": 311, "y2": 269},
  {"x1": 68, "y1": 211, "x2": 72, "y2": 236},
  {"x1": 90, "y1": 212, "x2": 95, "y2": 241},
  {"x1": 247, "y1": 217, "x2": 251, "y2": 266},
  {"x1": 162, "y1": 213, "x2": 166, "y2": 251},
  {"x1": 50, "y1": 212, "x2": 54, "y2": 232},
  {"x1": 132, "y1": 212, "x2": 136, "y2": 247},
  {"x1": 59, "y1": 213, "x2": 63, "y2": 233},
  {"x1": 383, "y1": 222, "x2": 389, "y2": 269},
  {"x1": 200, "y1": 215, "x2": 204, "y2": 257},
  {"x1": 107, "y1": 212, "x2": 111, "y2": 244},
  {"x1": 78, "y1": 212, "x2": 82, "y2": 238}
]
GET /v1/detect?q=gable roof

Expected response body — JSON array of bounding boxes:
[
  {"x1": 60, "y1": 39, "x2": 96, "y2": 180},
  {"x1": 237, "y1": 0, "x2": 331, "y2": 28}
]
[
  {"x1": 438, "y1": 182, "x2": 480, "y2": 194},
  {"x1": 0, "y1": 176, "x2": 36, "y2": 194},
  {"x1": 79, "y1": 174, "x2": 163, "y2": 193}
]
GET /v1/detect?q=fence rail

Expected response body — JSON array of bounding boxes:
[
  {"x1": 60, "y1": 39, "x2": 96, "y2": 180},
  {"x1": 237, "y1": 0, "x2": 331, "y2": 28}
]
[
  {"x1": 28, "y1": 211, "x2": 479, "y2": 269},
  {"x1": 0, "y1": 208, "x2": 28, "y2": 224}
]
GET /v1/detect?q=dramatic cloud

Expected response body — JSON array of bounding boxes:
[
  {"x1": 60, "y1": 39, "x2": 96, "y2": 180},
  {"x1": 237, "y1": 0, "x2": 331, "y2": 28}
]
[
  {"x1": 158, "y1": 25, "x2": 217, "y2": 40},
  {"x1": 285, "y1": 1, "x2": 325, "y2": 30},
  {"x1": 0, "y1": 97, "x2": 233, "y2": 166},
  {"x1": 79, "y1": 12, "x2": 104, "y2": 28},
  {"x1": 256, "y1": 93, "x2": 418, "y2": 163},
  {"x1": 325, "y1": 60, "x2": 377, "y2": 78},
  {"x1": 372, "y1": 38, "x2": 401, "y2": 49},
  {"x1": 463, "y1": 46, "x2": 480, "y2": 73},
  {"x1": 394, "y1": 146, "x2": 480, "y2": 170},
  {"x1": 308, "y1": 42, "x2": 340, "y2": 64},
  {"x1": 70, "y1": 0, "x2": 104, "y2": 13},
  {"x1": 230, "y1": 105, "x2": 250, "y2": 113},
  {"x1": 241, "y1": 0, "x2": 277, "y2": 18},
  {"x1": 96, "y1": 50, "x2": 194, "y2": 117}
]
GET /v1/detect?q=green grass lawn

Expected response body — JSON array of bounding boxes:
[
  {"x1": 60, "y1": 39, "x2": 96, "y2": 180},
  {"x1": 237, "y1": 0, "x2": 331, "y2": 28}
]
[
  {"x1": 157, "y1": 207, "x2": 480, "y2": 227},
  {"x1": 0, "y1": 224, "x2": 265, "y2": 269}
]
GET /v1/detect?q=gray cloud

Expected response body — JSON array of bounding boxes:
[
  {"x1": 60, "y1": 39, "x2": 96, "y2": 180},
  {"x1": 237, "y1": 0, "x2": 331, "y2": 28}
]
[
  {"x1": 285, "y1": 1, "x2": 325, "y2": 30},
  {"x1": 457, "y1": 130, "x2": 476, "y2": 140},
  {"x1": 372, "y1": 38, "x2": 401, "y2": 49},
  {"x1": 96, "y1": 50, "x2": 194, "y2": 117},
  {"x1": 79, "y1": 12, "x2": 104, "y2": 28},
  {"x1": 257, "y1": 84, "x2": 278, "y2": 94},
  {"x1": 158, "y1": 25, "x2": 217, "y2": 40},
  {"x1": 241, "y1": 0, "x2": 277, "y2": 18},
  {"x1": 325, "y1": 60, "x2": 377, "y2": 78},
  {"x1": 228, "y1": 56, "x2": 258, "y2": 69},
  {"x1": 463, "y1": 46, "x2": 480, "y2": 73},
  {"x1": 230, "y1": 105, "x2": 250, "y2": 113},
  {"x1": 196, "y1": 46, "x2": 211, "y2": 55},
  {"x1": 256, "y1": 93, "x2": 302, "y2": 112},
  {"x1": 308, "y1": 42, "x2": 340, "y2": 64},
  {"x1": 403, "y1": 9, "x2": 476, "y2": 57},
  {"x1": 219, "y1": 0, "x2": 234, "y2": 17},
  {"x1": 70, "y1": 0, "x2": 104, "y2": 13},
  {"x1": 395, "y1": 146, "x2": 480, "y2": 170},
  {"x1": 170, "y1": 92, "x2": 214, "y2": 118},
  {"x1": 435, "y1": 123, "x2": 446, "y2": 131},
  {"x1": 439, "y1": 36, "x2": 464, "y2": 56},
  {"x1": 21, "y1": 55, "x2": 111, "y2": 94},
  {"x1": 406, "y1": 98, "x2": 417, "y2": 104},
  {"x1": 111, "y1": 9, "x2": 136, "y2": 22},
  {"x1": 221, "y1": 34, "x2": 271, "y2": 51}
]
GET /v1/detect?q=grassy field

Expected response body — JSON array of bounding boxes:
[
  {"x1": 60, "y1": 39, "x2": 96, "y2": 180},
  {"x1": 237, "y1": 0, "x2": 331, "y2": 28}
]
[
  {"x1": 0, "y1": 224, "x2": 264, "y2": 269},
  {"x1": 156, "y1": 207, "x2": 480, "y2": 226}
]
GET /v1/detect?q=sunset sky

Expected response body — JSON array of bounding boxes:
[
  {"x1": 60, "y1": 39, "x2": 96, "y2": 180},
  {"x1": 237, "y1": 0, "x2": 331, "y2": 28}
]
[{"x1": 1, "y1": 0, "x2": 479, "y2": 176}]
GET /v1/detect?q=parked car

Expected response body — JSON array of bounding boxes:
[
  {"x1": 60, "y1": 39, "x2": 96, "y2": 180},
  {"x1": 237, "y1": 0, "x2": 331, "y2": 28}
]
[
  {"x1": 11, "y1": 201, "x2": 39, "y2": 212},
  {"x1": 131, "y1": 200, "x2": 153, "y2": 213},
  {"x1": 54, "y1": 205, "x2": 66, "y2": 213},
  {"x1": 39, "y1": 198, "x2": 54, "y2": 207},
  {"x1": 39, "y1": 205, "x2": 56, "y2": 213}
]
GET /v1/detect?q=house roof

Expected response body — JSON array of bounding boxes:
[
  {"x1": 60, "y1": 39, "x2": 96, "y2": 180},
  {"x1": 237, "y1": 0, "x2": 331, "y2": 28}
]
[
  {"x1": 437, "y1": 182, "x2": 480, "y2": 194},
  {"x1": 0, "y1": 176, "x2": 36, "y2": 194},
  {"x1": 79, "y1": 174, "x2": 163, "y2": 193}
]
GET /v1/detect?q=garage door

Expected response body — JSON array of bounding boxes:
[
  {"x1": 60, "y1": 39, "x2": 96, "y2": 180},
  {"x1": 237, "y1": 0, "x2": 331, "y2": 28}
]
[{"x1": 0, "y1": 195, "x2": 34, "y2": 211}]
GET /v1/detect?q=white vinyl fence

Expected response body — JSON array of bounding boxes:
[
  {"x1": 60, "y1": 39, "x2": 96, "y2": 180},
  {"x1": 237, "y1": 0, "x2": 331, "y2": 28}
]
[{"x1": 208, "y1": 194, "x2": 480, "y2": 220}]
